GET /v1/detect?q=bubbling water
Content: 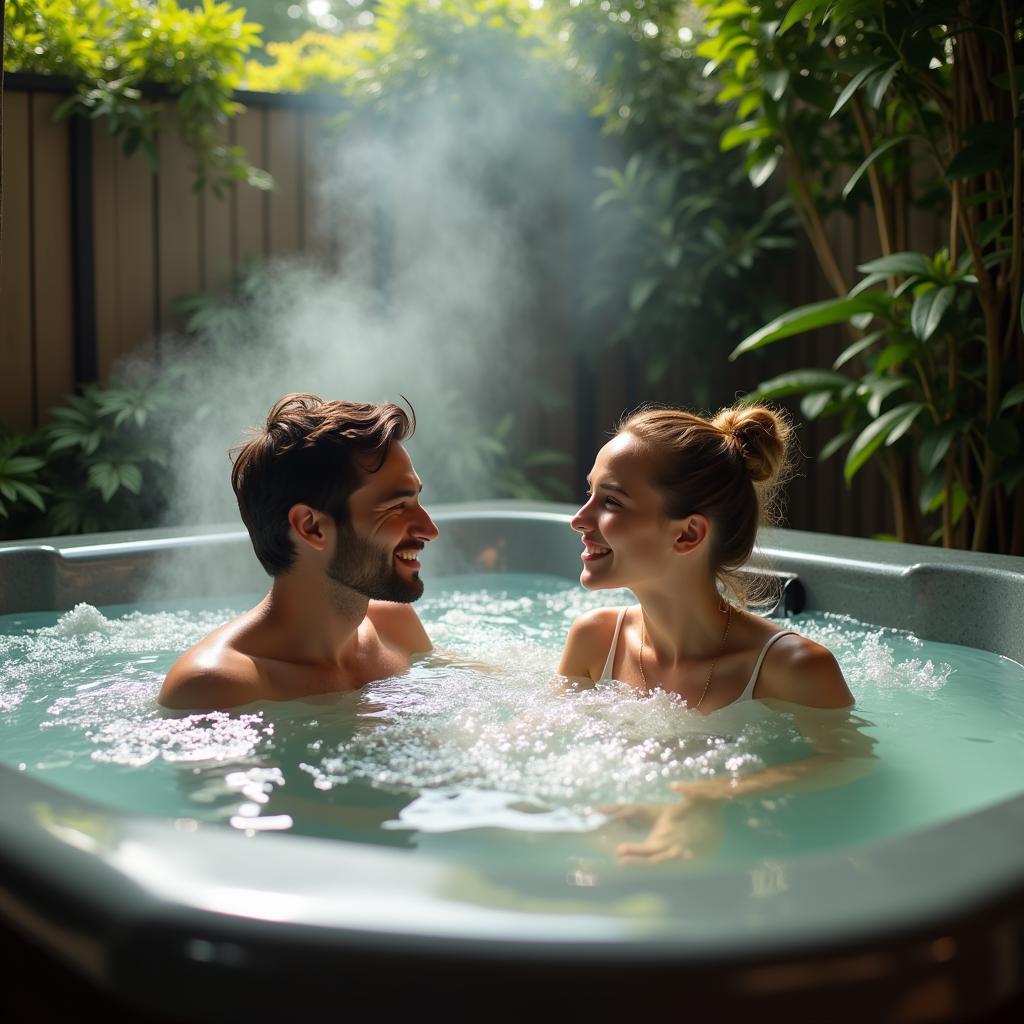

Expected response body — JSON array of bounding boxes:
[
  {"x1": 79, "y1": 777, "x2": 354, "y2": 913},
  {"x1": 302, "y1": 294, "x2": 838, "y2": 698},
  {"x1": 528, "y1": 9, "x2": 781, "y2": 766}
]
[{"x1": 8, "y1": 573, "x2": 1024, "y2": 868}]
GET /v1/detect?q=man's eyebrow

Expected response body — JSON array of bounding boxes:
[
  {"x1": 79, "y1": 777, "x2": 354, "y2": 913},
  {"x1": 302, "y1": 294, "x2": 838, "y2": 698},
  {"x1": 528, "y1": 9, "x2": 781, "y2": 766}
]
[{"x1": 378, "y1": 484, "x2": 423, "y2": 502}]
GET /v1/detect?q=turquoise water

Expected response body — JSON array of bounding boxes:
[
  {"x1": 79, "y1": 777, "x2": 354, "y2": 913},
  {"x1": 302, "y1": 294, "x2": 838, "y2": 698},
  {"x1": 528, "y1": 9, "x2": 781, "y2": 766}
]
[{"x1": 2, "y1": 572, "x2": 1023, "y2": 873}]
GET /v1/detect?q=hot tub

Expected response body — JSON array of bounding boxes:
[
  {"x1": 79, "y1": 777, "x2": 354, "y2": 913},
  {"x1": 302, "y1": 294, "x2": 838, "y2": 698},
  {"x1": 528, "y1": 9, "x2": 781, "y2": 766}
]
[{"x1": 1, "y1": 502, "x2": 1023, "y2": 1021}]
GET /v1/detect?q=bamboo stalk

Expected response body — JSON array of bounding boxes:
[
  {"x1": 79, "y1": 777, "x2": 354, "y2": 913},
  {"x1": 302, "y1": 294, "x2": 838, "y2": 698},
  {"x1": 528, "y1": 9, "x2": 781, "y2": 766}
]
[
  {"x1": 995, "y1": 485, "x2": 1008, "y2": 552},
  {"x1": 881, "y1": 455, "x2": 909, "y2": 541},
  {"x1": 1012, "y1": 487, "x2": 1024, "y2": 556},
  {"x1": 849, "y1": 94, "x2": 896, "y2": 257},
  {"x1": 1000, "y1": 0, "x2": 1021, "y2": 361},
  {"x1": 781, "y1": 134, "x2": 849, "y2": 297}
]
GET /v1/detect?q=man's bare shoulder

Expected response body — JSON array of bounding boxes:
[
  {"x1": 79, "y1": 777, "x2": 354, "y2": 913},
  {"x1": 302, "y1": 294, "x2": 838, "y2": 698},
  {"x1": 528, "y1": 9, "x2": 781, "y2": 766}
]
[
  {"x1": 367, "y1": 600, "x2": 431, "y2": 654},
  {"x1": 158, "y1": 639, "x2": 264, "y2": 711}
]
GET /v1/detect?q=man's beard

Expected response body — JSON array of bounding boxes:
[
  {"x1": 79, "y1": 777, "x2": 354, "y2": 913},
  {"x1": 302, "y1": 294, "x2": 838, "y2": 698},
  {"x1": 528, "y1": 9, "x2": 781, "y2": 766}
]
[{"x1": 326, "y1": 523, "x2": 423, "y2": 603}]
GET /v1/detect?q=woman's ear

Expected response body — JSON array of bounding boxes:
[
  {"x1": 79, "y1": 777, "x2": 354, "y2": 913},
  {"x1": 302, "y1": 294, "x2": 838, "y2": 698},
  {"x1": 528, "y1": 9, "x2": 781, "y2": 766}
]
[
  {"x1": 287, "y1": 503, "x2": 332, "y2": 553},
  {"x1": 672, "y1": 514, "x2": 709, "y2": 555}
]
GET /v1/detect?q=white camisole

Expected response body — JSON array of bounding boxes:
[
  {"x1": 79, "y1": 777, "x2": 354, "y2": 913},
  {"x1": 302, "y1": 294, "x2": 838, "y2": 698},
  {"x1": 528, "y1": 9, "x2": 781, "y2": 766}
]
[{"x1": 598, "y1": 606, "x2": 795, "y2": 705}]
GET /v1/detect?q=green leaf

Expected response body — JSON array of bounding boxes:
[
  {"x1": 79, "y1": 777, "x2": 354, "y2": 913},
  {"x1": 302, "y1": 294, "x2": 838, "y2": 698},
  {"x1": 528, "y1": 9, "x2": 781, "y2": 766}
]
[
  {"x1": 2, "y1": 455, "x2": 45, "y2": 475},
  {"x1": 989, "y1": 421, "x2": 1020, "y2": 458},
  {"x1": 87, "y1": 463, "x2": 120, "y2": 503},
  {"x1": 911, "y1": 285, "x2": 955, "y2": 341},
  {"x1": 918, "y1": 465, "x2": 947, "y2": 515},
  {"x1": 857, "y1": 251, "x2": 932, "y2": 277},
  {"x1": 845, "y1": 403, "x2": 924, "y2": 482},
  {"x1": 629, "y1": 277, "x2": 658, "y2": 312},
  {"x1": 991, "y1": 68, "x2": 1024, "y2": 92},
  {"x1": 10, "y1": 481, "x2": 46, "y2": 513},
  {"x1": 748, "y1": 152, "x2": 779, "y2": 188},
  {"x1": 850, "y1": 271, "x2": 891, "y2": 297},
  {"x1": 720, "y1": 121, "x2": 775, "y2": 151},
  {"x1": 747, "y1": 369, "x2": 852, "y2": 400},
  {"x1": 884, "y1": 403, "x2": 927, "y2": 446},
  {"x1": 830, "y1": 63, "x2": 883, "y2": 118},
  {"x1": 874, "y1": 343, "x2": 918, "y2": 372},
  {"x1": 842, "y1": 134, "x2": 915, "y2": 200},
  {"x1": 945, "y1": 142, "x2": 1006, "y2": 181},
  {"x1": 993, "y1": 458, "x2": 1024, "y2": 495},
  {"x1": 860, "y1": 375, "x2": 915, "y2": 418},
  {"x1": 865, "y1": 63, "x2": 900, "y2": 109},
  {"x1": 119, "y1": 464, "x2": 143, "y2": 494},
  {"x1": 779, "y1": 0, "x2": 830, "y2": 34},
  {"x1": 819, "y1": 430, "x2": 855, "y2": 462},
  {"x1": 762, "y1": 69, "x2": 790, "y2": 102},
  {"x1": 800, "y1": 391, "x2": 834, "y2": 420},
  {"x1": 834, "y1": 330, "x2": 885, "y2": 369},
  {"x1": 919, "y1": 420, "x2": 963, "y2": 474},
  {"x1": 999, "y1": 383, "x2": 1024, "y2": 415},
  {"x1": 966, "y1": 190, "x2": 1004, "y2": 208},
  {"x1": 731, "y1": 294, "x2": 889, "y2": 359}
]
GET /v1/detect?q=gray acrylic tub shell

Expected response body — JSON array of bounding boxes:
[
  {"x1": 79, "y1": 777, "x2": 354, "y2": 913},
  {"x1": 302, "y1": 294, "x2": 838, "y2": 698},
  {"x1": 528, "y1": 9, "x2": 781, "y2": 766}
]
[{"x1": 1, "y1": 502, "x2": 1024, "y2": 1018}]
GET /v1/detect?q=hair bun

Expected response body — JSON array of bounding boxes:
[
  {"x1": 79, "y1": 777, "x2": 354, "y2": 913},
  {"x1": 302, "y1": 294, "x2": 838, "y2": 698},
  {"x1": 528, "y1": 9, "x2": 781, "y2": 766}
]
[{"x1": 712, "y1": 405, "x2": 791, "y2": 484}]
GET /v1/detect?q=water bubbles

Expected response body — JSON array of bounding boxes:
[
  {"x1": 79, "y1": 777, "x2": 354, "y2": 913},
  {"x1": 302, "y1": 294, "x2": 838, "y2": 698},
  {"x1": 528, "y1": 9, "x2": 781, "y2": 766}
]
[{"x1": 2, "y1": 583, "x2": 1015, "y2": 856}]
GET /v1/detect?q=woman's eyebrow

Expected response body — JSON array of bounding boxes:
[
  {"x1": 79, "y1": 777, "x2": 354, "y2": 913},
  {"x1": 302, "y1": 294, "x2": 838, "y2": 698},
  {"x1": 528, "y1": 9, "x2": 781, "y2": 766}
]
[{"x1": 589, "y1": 479, "x2": 630, "y2": 496}]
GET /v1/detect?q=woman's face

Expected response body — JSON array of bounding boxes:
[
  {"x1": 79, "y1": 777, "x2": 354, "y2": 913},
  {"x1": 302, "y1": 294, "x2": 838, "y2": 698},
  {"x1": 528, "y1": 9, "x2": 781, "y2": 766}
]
[{"x1": 570, "y1": 433, "x2": 679, "y2": 591}]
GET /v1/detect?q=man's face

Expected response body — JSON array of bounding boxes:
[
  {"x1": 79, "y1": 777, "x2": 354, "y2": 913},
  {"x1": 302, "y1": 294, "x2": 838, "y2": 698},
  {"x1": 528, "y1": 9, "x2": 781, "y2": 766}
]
[{"x1": 326, "y1": 442, "x2": 438, "y2": 603}]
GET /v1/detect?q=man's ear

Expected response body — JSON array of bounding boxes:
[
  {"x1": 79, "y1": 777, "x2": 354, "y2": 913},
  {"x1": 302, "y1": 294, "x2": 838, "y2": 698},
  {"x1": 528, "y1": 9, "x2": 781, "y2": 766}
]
[
  {"x1": 287, "y1": 504, "x2": 332, "y2": 553},
  {"x1": 671, "y1": 514, "x2": 709, "y2": 555}
]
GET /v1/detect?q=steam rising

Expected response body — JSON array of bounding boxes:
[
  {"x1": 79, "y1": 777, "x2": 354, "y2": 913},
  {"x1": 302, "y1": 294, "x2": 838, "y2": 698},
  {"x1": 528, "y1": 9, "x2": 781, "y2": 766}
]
[{"x1": 156, "y1": 51, "x2": 594, "y2": 537}]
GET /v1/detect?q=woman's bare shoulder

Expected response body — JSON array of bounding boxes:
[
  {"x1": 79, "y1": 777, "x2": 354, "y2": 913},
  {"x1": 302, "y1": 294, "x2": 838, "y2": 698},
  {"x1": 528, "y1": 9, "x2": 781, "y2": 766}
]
[
  {"x1": 758, "y1": 632, "x2": 854, "y2": 709},
  {"x1": 559, "y1": 606, "x2": 628, "y2": 680}
]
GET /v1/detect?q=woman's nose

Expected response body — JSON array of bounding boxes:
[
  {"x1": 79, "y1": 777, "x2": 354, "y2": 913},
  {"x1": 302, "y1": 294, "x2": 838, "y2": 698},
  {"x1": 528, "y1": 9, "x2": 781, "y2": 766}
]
[{"x1": 571, "y1": 502, "x2": 593, "y2": 533}]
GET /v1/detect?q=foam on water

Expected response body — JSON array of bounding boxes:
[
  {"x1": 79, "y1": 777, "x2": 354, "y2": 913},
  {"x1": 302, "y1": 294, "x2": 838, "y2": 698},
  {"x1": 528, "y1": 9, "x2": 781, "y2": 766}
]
[{"x1": 1, "y1": 574, "x2": 1020, "y2": 866}]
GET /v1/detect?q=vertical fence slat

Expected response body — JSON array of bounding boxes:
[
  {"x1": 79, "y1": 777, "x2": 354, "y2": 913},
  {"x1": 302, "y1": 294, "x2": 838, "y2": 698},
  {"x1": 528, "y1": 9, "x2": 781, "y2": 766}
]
[
  {"x1": 302, "y1": 113, "x2": 333, "y2": 261},
  {"x1": 94, "y1": 131, "x2": 157, "y2": 380},
  {"x1": 115, "y1": 141, "x2": 158, "y2": 367},
  {"x1": 234, "y1": 108, "x2": 267, "y2": 273},
  {"x1": 267, "y1": 108, "x2": 301, "y2": 257},
  {"x1": 202, "y1": 123, "x2": 234, "y2": 296},
  {"x1": 0, "y1": 93, "x2": 35, "y2": 430},
  {"x1": 31, "y1": 96, "x2": 75, "y2": 416},
  {"x1": 92, "y1": 129, "x2": 120, "y2": 381},
  {"x1": 156, "y1": 108, "x2": 202, "y2": 334}
]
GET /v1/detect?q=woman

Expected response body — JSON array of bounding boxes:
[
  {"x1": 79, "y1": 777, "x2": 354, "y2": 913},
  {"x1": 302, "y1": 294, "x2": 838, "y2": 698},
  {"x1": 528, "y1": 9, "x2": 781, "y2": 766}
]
[
  {"x1": 558, "y1": 403, "x2": 862, "y2": 863},
  {"x1": 558, "y1": 403, "x2": 853, "y2": 711}
]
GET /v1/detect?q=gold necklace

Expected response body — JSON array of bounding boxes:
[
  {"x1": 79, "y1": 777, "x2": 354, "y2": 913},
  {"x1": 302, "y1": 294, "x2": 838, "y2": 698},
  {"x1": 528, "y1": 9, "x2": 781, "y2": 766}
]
[{"x1": 638, "y1": 603, "x2": 732, "y2": 711}]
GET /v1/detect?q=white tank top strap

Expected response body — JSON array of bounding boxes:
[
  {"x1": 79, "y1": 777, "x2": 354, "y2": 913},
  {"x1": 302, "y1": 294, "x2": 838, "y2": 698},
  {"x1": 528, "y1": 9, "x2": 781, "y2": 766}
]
[
  {"x1": 737, "y1": 630, "x2": 798, "y2": 702},
  {"x1": 599, "y1": 607, "x2": 630, "y2": 681}
]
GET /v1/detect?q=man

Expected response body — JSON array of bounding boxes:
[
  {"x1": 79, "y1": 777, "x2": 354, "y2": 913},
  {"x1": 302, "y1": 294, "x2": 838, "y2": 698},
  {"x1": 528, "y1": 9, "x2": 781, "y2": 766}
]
[{"x1": 159, "y1": 393, "x2": 439, "y2": 710}]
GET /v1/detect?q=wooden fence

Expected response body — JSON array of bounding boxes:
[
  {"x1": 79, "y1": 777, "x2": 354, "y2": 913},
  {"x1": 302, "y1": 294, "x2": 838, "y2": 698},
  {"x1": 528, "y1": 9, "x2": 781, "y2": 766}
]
[{"x1": 1, "y1": 73, "x2": 941, "y2": 539}]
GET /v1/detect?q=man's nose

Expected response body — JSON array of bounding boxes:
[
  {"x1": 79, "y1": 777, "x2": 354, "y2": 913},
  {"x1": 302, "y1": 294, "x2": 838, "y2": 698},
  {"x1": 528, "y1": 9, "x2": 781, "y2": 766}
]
[{"x1": 416, "y1": 506, "x2": 440, "y2": 541}]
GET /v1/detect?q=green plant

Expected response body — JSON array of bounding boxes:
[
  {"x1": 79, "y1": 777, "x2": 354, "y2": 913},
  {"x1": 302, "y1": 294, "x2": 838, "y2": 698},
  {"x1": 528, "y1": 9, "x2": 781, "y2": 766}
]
[
  {"x1": 242, "y1": 30, "x2": 370, "y2": 94},
  {"x1": 700, "y1": 0, "x2": 1024, "y2": 553},
  {"x1": 4, "y1": 0, "x2": 270, "y2": 193},
  {"x1": 0, "y1": 432, "x2": 47, "y2": 522},
  {"x1": 40, "y1": 378, "x2": 176, "y2": 534},
  {"x1": 0, "y1": 371, "x2": 192, "y2": 540},
  {"x1": 555, "y1": 0, "x2": 797, "y2": 399}
]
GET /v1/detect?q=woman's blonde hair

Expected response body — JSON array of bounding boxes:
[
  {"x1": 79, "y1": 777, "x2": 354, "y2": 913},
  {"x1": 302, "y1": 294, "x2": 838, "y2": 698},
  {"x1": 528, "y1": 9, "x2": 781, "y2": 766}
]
[{"x1": 617, "y1": 402, "x2": 793, "y2": 605}]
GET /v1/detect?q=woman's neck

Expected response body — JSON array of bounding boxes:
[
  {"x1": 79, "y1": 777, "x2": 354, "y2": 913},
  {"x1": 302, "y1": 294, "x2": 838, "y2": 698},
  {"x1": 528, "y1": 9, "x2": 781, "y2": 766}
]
[{"x1": 631, "y1": 577, "x2": 728, "y2": 665}]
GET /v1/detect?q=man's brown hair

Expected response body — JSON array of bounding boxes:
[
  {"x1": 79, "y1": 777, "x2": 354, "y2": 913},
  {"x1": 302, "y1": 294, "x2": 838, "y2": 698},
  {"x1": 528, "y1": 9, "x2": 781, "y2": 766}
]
[{"x1": 231, "y1": 393, "x2": 415, "y2": 576}]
